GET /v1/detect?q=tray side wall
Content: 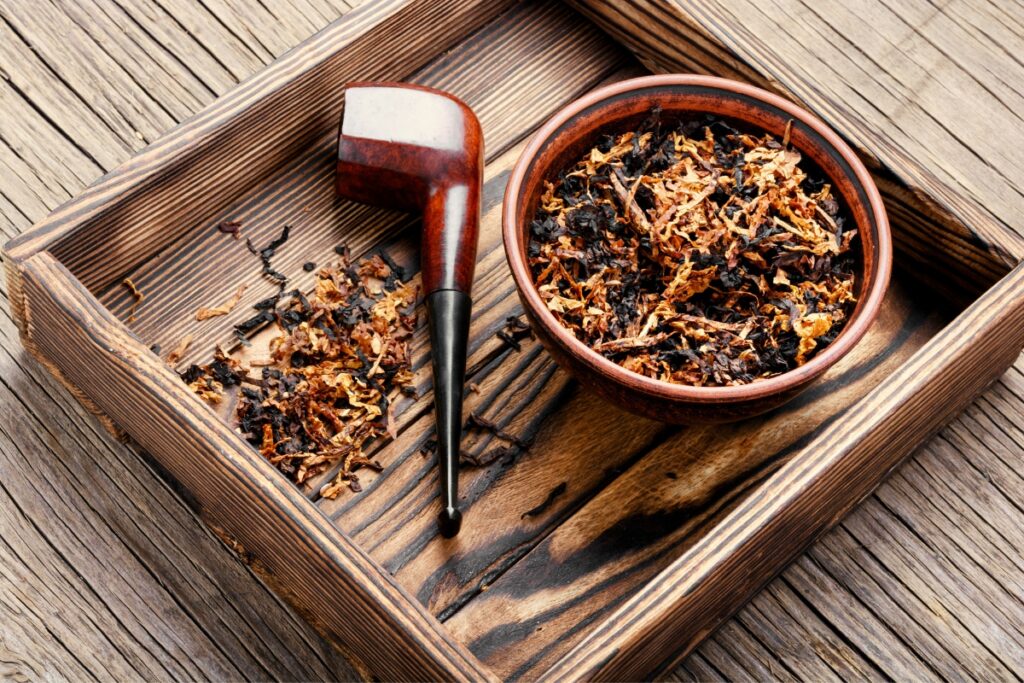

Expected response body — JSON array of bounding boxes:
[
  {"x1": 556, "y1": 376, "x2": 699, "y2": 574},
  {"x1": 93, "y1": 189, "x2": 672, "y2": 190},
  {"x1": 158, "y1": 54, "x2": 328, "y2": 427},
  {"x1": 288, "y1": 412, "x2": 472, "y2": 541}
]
[
  {"x1": 543, "y1": 262, "x2": 1024, "y2": 681},
  {"x1": 11, "y1": 252, "x2": 496, "y2": 683}
]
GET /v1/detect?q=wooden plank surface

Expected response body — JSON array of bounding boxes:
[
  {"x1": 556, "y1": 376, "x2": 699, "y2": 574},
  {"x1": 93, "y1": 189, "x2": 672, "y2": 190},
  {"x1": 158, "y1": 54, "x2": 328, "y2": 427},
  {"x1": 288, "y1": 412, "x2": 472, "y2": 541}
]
[{"x1": 1, "y1": 1, "x2": 1023, "y2": 681}]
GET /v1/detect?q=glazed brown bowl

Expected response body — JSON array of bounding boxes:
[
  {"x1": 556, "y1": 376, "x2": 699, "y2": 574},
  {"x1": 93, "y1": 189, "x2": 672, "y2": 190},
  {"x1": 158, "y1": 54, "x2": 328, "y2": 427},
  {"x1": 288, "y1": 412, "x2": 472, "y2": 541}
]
[{"x1": 502, "y1": 75, "x2": 892, "y2": 423}]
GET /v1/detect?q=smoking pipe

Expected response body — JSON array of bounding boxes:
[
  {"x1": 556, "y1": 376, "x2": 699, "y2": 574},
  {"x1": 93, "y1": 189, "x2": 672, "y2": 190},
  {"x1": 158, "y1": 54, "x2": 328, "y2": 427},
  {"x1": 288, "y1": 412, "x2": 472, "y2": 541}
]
[{"x1": 337, "y1": 83, "x2": 482, "y2": 538}]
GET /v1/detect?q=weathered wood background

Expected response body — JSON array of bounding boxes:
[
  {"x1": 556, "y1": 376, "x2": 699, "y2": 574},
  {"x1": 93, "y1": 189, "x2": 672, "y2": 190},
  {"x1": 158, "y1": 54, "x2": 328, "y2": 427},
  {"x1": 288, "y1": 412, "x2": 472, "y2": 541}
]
[{"x1": 1, "y1": 0, "x2": 1023, "y2": 680}]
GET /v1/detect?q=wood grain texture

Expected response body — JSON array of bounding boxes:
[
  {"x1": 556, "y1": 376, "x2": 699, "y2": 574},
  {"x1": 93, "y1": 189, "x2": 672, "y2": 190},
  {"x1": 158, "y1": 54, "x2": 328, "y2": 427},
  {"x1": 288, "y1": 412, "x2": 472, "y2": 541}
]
[
  {"x1": 3, "y1": 0, "x2": 1024, "y2": 680},
  {"x1": 4, "y1": 0, "x2": 516, "y2": 294}
]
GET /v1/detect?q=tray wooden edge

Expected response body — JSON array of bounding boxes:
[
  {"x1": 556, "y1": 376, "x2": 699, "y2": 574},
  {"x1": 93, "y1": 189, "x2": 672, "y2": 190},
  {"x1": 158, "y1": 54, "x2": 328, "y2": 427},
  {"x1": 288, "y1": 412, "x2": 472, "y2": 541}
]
[
  {"x1": 9, "y1": 251, "x2": 499, "y2": 682},
  {"x1": 541, "y1": 261, "x2": 1024, "y2": 682}
]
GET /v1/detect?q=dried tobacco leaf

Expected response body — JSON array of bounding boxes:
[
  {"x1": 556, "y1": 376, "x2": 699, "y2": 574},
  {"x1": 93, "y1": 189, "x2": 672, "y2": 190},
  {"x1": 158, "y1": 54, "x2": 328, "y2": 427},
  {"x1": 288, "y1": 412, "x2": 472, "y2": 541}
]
[
  {"x1": 122, "y1": 278, "x2": 144, "y2": 323},
  {"x1": 195, "y1": 284, "x2": 248, "y2": 321},
  {"x1": 165, "y1": 333, "x2": 193, "y2": 365},
  {"x1": 495, "y1": 315, "x2": 533, "y2": 352},
  {"x1": 528, "y1": 111, "x2": 859, "y2": 387}
]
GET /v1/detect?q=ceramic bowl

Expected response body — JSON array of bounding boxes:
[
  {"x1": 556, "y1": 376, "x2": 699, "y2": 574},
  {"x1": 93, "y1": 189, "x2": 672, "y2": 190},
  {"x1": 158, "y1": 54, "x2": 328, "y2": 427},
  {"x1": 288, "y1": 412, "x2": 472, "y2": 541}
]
[{"x1": 502, "y1": 74, "x2": 892, "y2": 423}]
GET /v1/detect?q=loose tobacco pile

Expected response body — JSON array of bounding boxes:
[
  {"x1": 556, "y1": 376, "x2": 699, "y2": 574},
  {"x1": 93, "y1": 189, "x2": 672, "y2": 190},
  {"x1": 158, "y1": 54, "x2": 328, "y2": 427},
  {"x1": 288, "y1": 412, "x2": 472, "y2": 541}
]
[
  {"x1": 529, "y1": 112, "x2": 859, "y2": 386},
  {"x1": 181, "y1": 242, "x2": 417, "y2": 498}
]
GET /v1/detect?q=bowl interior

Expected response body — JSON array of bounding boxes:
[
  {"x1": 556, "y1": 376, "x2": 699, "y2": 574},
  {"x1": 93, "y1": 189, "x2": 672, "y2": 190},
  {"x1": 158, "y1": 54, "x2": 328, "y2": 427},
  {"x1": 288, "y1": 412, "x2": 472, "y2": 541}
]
[{"x1": 506, "y1": 77, "x2": 890, "y2": 402}]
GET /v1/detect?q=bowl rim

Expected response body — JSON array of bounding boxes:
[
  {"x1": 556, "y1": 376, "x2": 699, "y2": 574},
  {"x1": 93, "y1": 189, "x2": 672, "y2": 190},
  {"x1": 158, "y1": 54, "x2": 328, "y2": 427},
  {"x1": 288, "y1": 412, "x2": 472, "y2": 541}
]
[{"x1": 501, "y1": 74, "x2": 892, "y2": 404}]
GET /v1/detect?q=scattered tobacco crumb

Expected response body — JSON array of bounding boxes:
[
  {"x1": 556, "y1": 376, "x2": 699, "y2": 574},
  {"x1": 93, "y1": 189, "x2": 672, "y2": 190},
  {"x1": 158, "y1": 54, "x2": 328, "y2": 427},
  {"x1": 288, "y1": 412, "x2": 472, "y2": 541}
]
[
  {"x1": 521, "y1": 481, "x2": 567, "y2": 518},
  {"x1": 182, "y1": 249, "x2": 418, "y2": 499},
  {"x1": 196, "y1": 284, "x2": 248, "y2": 321},
  {"x1": 374, "y1": 249, "x2": 407, "y2": 283},
  {"x1": 149, "y1": 343, "x2": 162, "y2": 355},
  {"x1": 505, "y1": 316, "x2": 531, "y2": 334},
  {"x1": 122, "y1": 278, "x2": 144, "y2": 323},
  {"x1": 465, "y1": 411, "x2": 531, "y2": 449},
  {"x1": 303, "y1": 261, "x2": 317, "y2": 272},
  {"x1": 252, "y1": 293, "x2": 281, "y2": 310},
  {"x1": 165, "y1": 333, "x2": 193, "y2": 365},
  {"x1": 219, "y1": 220, "x2": 243, "y2": 239},
  {"x1": 234, "y1": 309, "x2": 275, "y2": 339},
  {"x1": 496, "y1": 329, "x2": 520, "y2": 352},
  {"x1": 529, "y1": 111, "x2": 859, "y2": 386},
  {"x1": 418, "y1": 416, "x2": 528, "y2": 468},
  {"x1": 401, "y1": 385, "x2": 418, "y2": 398},
  {"x1": 496, "y1": 315, "x2": 532, "y2": 352},
  {"x1": 467, "y1": 382, "x2": 480, "y2": 394},
  {"x1": 246, "y1": 224, "x2": 291, "y2": 289},
  {"x1": 180, "y1": 347, "x2": 244, "y2": 404}
]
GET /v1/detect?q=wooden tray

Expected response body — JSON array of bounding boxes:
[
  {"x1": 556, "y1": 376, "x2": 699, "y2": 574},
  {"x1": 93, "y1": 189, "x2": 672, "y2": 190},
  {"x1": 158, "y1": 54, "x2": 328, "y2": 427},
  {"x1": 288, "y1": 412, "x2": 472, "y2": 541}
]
[{"x1": 5, "y1": 1, "x2": 1024, "y2": 680}]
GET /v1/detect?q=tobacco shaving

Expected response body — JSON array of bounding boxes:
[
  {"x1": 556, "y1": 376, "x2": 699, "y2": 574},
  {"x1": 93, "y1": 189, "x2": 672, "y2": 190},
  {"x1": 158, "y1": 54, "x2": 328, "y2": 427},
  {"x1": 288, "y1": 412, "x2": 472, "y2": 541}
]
[
  {"x1": 528, "y1": 111, "x2": 859, "y2": 386},
  {"x1": 196, "y1": 284, "x2": 248, "y2": 321},
  {"x1": 183, "y1": 248, "x2": 418, "y2": 499},
  {"x1": 123, "y1": 278, "x2": 144, "y2": 323},
  {"x1": 417, "y1": 411, "x2": 532, "y2": 469},
  {"x1": 165, "y1": 333, "x2": 193, "y2": 365},
  {"x1": 461, "y1": 445, "x2": 519, "y2": 468},
  {"x1": 496, "y1": 329, "x2": 521, "y2": 351}
]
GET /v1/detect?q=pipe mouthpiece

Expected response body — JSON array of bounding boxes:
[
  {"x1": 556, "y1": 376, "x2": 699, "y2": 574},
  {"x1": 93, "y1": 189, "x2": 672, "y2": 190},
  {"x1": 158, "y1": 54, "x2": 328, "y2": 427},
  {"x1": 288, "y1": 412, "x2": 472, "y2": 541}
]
[
  {"x1": 426, "y1": 289, "x2": 472, "y2": 539},
  {"x1": 438, "y1": 506, "x2": 462, "y2": 538}
]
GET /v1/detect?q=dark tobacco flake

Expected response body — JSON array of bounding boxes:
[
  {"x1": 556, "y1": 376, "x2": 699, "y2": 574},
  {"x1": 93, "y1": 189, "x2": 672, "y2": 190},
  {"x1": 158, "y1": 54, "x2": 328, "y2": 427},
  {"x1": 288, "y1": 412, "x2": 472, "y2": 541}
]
[
  {"x1": 252, "y1": 293, "x2": 281, "y2": 310},
  {"x1": 234, "y1": 309, "x2": 275, "y2": 336},
  {"x1": 505, "y1": 316, "x2": 531, "y2": 334},
  {"x1": 303, "y1": 261, "x2": 317, "y2": 272},
  {"x1": 528, "y1": 111, "x2": 859, "y2": 386},
  {"x1": 247, "y1": 224, "x2": 291, "y2": 288},
  {"x1": 465, "y1": 412, "x2": 531, "y2": 449},
  {"x1": 495, "y1": 315, "x2": 532, "y2": 352},
  {"x1": 496, "y1": 329, "x2": 520, "y2": 352},
  {"x1": 419, "y1": 438, "x2": 437, "y2": 458},
  {"x1": 461, "y1": 445, "x2": 520, "y2": 468}
]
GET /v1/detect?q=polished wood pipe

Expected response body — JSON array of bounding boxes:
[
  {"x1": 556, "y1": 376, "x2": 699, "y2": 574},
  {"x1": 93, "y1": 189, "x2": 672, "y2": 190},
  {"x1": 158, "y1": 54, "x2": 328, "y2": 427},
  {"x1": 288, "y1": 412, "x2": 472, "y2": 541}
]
[{"x1": 337, "y1": 82, "x2": 483, "y2": 537}]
